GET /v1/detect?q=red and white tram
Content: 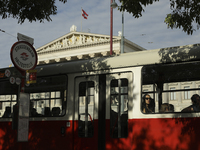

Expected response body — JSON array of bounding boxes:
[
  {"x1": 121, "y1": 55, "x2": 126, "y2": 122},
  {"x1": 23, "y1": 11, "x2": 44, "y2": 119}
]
[{"x1": 0, "y1": 43, "x2": 200, "y2": 150}]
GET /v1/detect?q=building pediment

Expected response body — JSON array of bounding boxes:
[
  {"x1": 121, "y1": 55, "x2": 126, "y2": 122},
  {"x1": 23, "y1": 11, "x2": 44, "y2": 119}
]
[
  {"x1": 36, "y1": 25, "x2": 145, "y2": 65},
  {"x1": 36, "y1": 31, "x2": 121, "y2": 54}
]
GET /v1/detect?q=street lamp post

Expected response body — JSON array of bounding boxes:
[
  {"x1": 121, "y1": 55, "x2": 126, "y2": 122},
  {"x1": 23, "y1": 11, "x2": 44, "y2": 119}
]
[{"x1": 111, "y1": 0, "x2": 124, "y2": 54}]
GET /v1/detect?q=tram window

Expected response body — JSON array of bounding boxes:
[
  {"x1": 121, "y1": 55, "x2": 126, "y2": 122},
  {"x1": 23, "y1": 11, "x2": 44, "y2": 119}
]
[
  {"x1": 142, "y1": 62, "x2": 200, "y2": 113},
  {"x1": 26, "y1": 75, "x2": 67, "y2": 117},
  {"x1": 30, "y1": 91, "x2": 64, "y2": 117},
  {"x1": 110, "y1": 78, "x2": 128, "y2": 138},
  {"x1": 0, "y1": 79, "x2": 18, "y2": 118},
  {"x1": 0, "y1": 95, "x2": 17, "y2": 118},
  {"x1": 78, "y1": 81, "x2": 94, "y2": 138}
]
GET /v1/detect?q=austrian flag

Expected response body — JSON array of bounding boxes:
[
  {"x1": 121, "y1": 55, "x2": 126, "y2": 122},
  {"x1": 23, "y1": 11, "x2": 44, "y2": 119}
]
[{"x1": 82, "y1": 9, "x2": 88, "y2": 19}]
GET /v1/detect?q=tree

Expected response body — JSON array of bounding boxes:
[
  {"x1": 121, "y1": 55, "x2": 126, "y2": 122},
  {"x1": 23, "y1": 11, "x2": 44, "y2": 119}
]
[
  {"x1": 119, "y1": 0, "x2": 200, "y2": 35},
  {"x1": 1, "y1": 0, "x2": 199, "y2": 35},
  {"x1": 0, "y1": 0, "x2": 67, "y2": 24}
]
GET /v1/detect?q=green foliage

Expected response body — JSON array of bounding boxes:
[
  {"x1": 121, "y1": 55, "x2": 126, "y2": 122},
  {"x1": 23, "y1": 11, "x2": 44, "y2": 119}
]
[
  {"x1": 119, "y1": 0, "x2": 200, "y2": 35},
  {"x1": 165, "y1": 0, "x2": 200, "y2": 35},
  {"x1": 0, "y1": 0, "x2": 67, "y2": 24},
  {"x1": 1, "y1": 0, "x2": 200, "y2": 35},
  {"x1": 119, "y1": 0, "x2": 159, "y2": 18}
]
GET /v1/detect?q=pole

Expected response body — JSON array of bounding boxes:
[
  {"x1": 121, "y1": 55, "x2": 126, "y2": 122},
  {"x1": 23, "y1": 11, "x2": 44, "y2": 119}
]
[
  {"x1": 20, "y1": 71, "x2": 25, "y2": 92},
  {"x1": 121, "y1": 10, "x2": 124, "y2": 54},
  {"x1": 81, "y1": 7, "x2": 82, "y2": 32},
  {"x1": 110, "y1": 0, "x2": 113, "y2": 55}
]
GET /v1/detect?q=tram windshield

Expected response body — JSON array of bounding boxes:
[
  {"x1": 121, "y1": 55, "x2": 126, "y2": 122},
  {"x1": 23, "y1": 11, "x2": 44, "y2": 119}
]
[{"x1": 142, "y1": 61, "x2": 200, "y2": 113}]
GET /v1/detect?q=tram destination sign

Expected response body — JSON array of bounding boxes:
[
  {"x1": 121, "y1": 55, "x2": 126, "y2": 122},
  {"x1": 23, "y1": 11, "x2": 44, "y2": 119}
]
[{"x1": 10, "y1": 41, "x2": 38, "y2": 71}]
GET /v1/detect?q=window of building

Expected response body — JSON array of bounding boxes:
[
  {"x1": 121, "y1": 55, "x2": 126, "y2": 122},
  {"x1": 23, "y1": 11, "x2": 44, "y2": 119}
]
[
  {"x1": 184, "y1": 86, "x2": 190, "y2": 100},
  {"x1": 143, "y1": 89, "x2": 148, "y2": 93},
  {"x1": 170, "y1": 87, "x2": 176, "y2": 100}
]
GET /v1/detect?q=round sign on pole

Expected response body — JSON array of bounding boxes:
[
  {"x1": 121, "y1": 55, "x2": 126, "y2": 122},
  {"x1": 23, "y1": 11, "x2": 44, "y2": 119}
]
[
  {"x1": 10, "y1": 77, "x2": 15, "y2": 84},
  {"x1": 5, "y1": 69, "x2": 11, "y2": 77},
  {"x1": 10, "y1": 41, "x2": 38, "y2": 71},
  {"x1": 16, "y1": 77, "x2": 21, "y2": 85}
]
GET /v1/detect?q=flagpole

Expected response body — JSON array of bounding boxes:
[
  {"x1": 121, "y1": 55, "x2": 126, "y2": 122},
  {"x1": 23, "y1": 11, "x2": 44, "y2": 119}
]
[{"x1": 81, "y1": 7, "x2": 82, "y2": 32}]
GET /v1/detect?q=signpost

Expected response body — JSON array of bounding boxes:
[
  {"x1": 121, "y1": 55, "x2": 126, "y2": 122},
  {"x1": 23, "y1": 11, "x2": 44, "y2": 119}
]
[
  {"x1": 10, "y1": 41, "x2": 37, "y2": 72},
  {"x1": 17, "y1": 33, "x2": 34, "y2": 45},
  {"x1": 10, "y1": 35, "x2": 37, "y2": 142}
]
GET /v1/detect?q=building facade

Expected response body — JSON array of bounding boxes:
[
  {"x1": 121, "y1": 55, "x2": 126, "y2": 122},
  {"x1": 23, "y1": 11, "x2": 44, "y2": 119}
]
[{"x1": 36, "y1": 25, "x2": 145, "y2": 64}]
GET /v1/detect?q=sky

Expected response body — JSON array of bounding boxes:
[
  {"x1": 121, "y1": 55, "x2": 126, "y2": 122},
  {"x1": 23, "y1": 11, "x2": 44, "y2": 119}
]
[{"x1": 0, "y1": 0, "x2": 200, "y2": 68}]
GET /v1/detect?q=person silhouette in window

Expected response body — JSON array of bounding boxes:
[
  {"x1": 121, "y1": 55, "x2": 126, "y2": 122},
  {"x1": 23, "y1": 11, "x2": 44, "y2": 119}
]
[
  {"x1": 181, "y1": 94, "x2": 200, "y2": 112},
  {"x1": 142, "y1": 94, "x2": 155, "y2": 114}
]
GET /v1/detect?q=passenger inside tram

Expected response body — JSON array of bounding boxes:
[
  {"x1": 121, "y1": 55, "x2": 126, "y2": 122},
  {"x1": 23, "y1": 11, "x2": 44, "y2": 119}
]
[
  {"x1": 2, "y1": 106, "x2": 11, "y2": 118},
  {"x1": 160, "y1": 103, "x2": 169, "y2": 113},
  {"x1": 181, "y1": 94, "x2": 200, "y2": 112},
  {"x1": 160, "y1": 103, "x2": 174, "y2": 113},
  {"x1": 30, "y1": 102, "x2": 39, "y2": 117},
  {"x1": 168, "y1": 104, "x2": 174, "y2": 112},
  {"x1": 142, "y1": 94, "x2": 155, "y2": 114}
]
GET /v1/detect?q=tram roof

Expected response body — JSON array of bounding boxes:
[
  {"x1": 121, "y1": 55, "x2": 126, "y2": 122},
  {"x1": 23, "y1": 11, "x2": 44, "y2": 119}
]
[
  {"x1": 1, "y1": 43, "x2": 200, "y2": 76},
  {"x1": 38, "y1": 43, "x2": 200, "y2": 74}
]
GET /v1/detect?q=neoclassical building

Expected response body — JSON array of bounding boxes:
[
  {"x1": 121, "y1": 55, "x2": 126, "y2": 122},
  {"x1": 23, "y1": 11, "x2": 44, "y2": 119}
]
[{"x1": 36, "y1": 25, "x2": 145, "y2": 64}]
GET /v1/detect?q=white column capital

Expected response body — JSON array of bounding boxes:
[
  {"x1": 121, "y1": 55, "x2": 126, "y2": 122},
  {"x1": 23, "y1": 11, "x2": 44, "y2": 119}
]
[
  {"x1": 77, "y1": 55, "x2": 83, "y2": 59},
  {"x1": 65, "y1": 57, "x2": 71, "y2": 61},
  {"x1": 89, "y1": 53, "x2": 95, "y2": 58},
  {"x1": 101, "y1": 51, "x2": 109, "y2": 56},
  {"x1": 44, "y1": 60, "x2": 50, "y2": 64},
  {"x1": 55, "y1": 58, "x2": 60, "y2": 62}
]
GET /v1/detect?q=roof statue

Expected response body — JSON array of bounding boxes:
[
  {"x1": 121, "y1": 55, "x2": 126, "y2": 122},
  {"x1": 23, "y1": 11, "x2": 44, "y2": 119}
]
[
  {"x1": 70, "y1": 25, "x2": 77, "y2": 32},
  {"x1": 118, "y1": 31, "x2": 122, "y2": 36}
]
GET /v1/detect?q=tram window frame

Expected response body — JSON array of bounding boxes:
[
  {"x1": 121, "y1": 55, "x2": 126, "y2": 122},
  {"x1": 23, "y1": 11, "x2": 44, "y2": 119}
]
[
  {"x1": 142, "y1": 62, "x2": 200, "y2": 114},
  {"x1": 110, "y1": 78, "x2": 128, "y2": 138},
  {"x1": 25, "y1": 75, "x2": 67, "y2": 117}
]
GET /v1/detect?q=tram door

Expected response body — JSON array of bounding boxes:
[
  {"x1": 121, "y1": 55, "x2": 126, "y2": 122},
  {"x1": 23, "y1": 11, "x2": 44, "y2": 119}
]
[
  {"x1": 105, "y1": 72, "x2": 133, "y2": 149},
  {"x1": 74, "y1": 75, "x2": 99, "y2": 150},
  {"x1": 74, "y1": 72, "x2": 132, "y2": 150}
]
